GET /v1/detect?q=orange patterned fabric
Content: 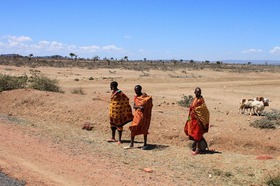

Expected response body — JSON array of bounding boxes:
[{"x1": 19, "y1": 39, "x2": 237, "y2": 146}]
[
  {"x1": 129, "y1": 93, "x2": 153, "y2": 137},
  {"x1": 109, "y1": 90, "x2": 133, "y2": 130},
  {"x1": 184, "y1": 97, "x2": 209, "y2": 141}
]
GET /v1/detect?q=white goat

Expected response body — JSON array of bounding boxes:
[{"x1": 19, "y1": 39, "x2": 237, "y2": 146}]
[
  {"x1": 239, "y1": 97, "x2": 269, "y2": 115},
  {"x1": 239, "y1": 99, "x2": 254, "y2": 114},
  {"x1": 250, "y1": 97, "x2": 269, "y2": 116}
]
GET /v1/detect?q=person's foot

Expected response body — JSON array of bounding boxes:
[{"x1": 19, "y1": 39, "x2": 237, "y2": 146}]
[
  {"x1": 124, "y1": 145, "x2": 134, "y2": 149},
  {"x1": 116, "y1": 141, "x2": 122, "y2": 145},
  {"x1": 191, "y1": 150, "x2": 200, "y2": 155},
  {"x1": 107, "y1": 138, "x2": 117, "y2": 142},
  {"x1": 141, "y1": 145, "x2": 148, "y2": 150}
]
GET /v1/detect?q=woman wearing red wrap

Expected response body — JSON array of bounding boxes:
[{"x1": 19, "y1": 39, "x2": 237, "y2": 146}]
[
  {"x1": 184, "y1": 87, "x2": 210, "y2": 155},
  {"x1": 125, "y1": 85, "x2": 153, "y2": 150}
]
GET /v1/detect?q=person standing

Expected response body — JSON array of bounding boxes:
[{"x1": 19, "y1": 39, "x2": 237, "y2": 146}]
[
  {"x1": 125, "y1": 85, "x2": 153, "y2": 150},
  {"x1": 108, "y1": 81, "x2": 133, "y2": 144},
  {"x1": 184, "y1": 87, "x2": 210, "y2": 155}
]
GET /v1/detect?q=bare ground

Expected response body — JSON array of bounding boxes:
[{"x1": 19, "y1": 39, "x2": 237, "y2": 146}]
[{"x1": 0, "y1": 65, "x2": 280, "y2": 185}]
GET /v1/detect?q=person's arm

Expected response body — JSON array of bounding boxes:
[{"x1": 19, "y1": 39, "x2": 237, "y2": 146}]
[{"x1": 133, "y1": 103, "x2": 144, "y2": 110}]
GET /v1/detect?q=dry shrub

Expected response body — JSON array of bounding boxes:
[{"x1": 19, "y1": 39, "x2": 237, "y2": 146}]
[
  {"x1": 250, "y1": 109, "x2": 280, "y2": 129},
  {"x1": 29, "y1": 71, "x2": 63, "y2": 93},
  {"x1": 71, "y1": 88, "x2": 85, "y2": 95},
  {"x1": 0, "y1": 74, "x2": 28, "y2": 91},
  {"x1": 178, "y1": 95, "x2": 194, "y2": 108}
]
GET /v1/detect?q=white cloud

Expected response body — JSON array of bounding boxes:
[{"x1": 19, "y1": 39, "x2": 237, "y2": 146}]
[
  {"x1": 241, "y1": 48, "x2": 262, "y2": 53},
  {"x1": 80, "y1": 45, "x2": 101, "y2": 52},
  {"x1": 6, "y1": 35, "x2": 32, "y2": 43},
  {"x1": 269, "y1": 46, "x2": 280, "y2": 54},
  {"x1": 124, "y1": 35, "x2": 131, "y2": 39},
  {"x1": 0, "y1": 35, "x2": 125, "y2": 57},
  {"x1": 102, "y1": 45, "x2": 123, "y2": 51}
]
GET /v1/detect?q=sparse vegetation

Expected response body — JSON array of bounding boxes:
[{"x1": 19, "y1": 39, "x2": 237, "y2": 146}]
[
  {"x1": 178, "y1": 95, "x2": 194, "y2": 107},
  {"x1": 250, "y1": 109, "x2": 280, "y2": 129},
  {"x1": 71, "y1": 87, "x2": 85, "y2": 95},
  {"x1": 265, "y1": 174, "x2": 280, "y2": 186},
  {"x1": 0, "y1": 74, "x2": 28, "y2": 91},
  {"x1": 29, "y1": 71, "x2": 63, "y2": 92}
]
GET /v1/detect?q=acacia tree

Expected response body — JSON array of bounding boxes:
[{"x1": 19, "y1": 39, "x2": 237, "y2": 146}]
[
  {"x1": 29, "y1": 54, "x2": 33, "y2": 60},
  {"x1": 93, "y1": 56, "x2": 99, "y2": 63},
  {"x1": 124, "y1": 56, "x2": 128, "y2": 61},
  {"x1": 69, "y1": 53, "x2": 76, "y2": 59}
]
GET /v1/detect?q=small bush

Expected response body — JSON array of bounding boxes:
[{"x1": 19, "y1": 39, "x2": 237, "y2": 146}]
[
  {"x1": 0, "y1": 74, "x2": 28, "y2": 91},
  {"x1": 250, "y1": 109, "x2": 280, "y2": 129},
  {"x1": 29, "y1": 72, "x2": 62, "y2": 92},
  {"x1": 265, "y1": 174, "x2": 280, "y2": 186},
  {"x1": 178, "y1": 95, "x2": 193, "y2": 107},
  {"x1": 71, "y1": 88, "x2": 85, "y2": 95}
]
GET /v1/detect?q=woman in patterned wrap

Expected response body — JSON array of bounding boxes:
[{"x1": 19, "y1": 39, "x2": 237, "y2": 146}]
[
  {"x1": 184, "y1": 87, "x2": 210, "y2": 155},
  {"x1": 108, "y1": 81, "x2": 133, "y2": 144}
]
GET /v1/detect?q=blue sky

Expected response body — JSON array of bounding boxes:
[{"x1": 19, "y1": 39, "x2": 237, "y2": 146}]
[{"x1": 1, "y1": 0, "x2": 280, "y2": 61}]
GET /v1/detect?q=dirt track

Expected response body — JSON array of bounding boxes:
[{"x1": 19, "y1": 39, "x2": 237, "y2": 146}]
[{"x1": 0, "y1": 65, "x2": 280, "y2": 185}]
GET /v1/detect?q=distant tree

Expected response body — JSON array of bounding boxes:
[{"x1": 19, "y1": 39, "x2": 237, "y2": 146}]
[
  {"x1": 144, "y1": 58, "x2": 147, "y2": 62},
  {"x1": 69, "y1": 53, "x2": 75, "y2": 59},
  {"x1": 180, "y1": 59, "x2": 183, "y2": 63},
  {"x1": 124, "y1": 56, "x2": 128, "y2": 61},
  {"x1": 93, "y1": 56, "x2": 99, "y2": 62},
  {"x1": 205, "y1": 60, "x2": 210, "y2": 64},
  {"x1": 248, "y1": 62, "x2": 252, "y2": 65},
  {"x1": 189, "y1": 59, "x2": 194, "y2": 63},
  {"x1": 29, "y1": 54, "x2": 33, "y2": 60}
]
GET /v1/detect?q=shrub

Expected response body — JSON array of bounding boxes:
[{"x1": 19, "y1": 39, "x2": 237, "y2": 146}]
[
  {"x1": 0, "y1": 74, "x2": 28, "y2": 91},
  {"x1": 71, "y1": 88, "x2": 85, "y2": 95},
  {"x1": 178, "y1": 95, "x2": 194, "y2": 107},
  {"x1": 265, "y1": 174, "x2": 280, "y2": 186},
  {"x1": 29, "y1": 72, "x2": 62, "y2": 92},
  {"x1": 250, "y1": 109, "x2": 280, "y2": 129}
]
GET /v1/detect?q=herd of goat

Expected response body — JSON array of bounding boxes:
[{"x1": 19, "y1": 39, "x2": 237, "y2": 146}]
[{"x1": 239, "y1": 97, "x2": 270, "y2": 116}]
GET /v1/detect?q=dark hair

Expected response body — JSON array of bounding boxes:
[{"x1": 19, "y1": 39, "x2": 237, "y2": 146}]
[
  {"x1": 110, "y1": 81, "x2": 118, "y2": 87},
  {"x1": 135, "y1": 85, "x2": 142, "y2": 91}
]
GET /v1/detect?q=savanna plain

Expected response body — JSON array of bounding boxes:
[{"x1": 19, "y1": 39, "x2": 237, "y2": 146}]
[{"x1": 0, "y1": 59, "x2": 279, "y2": 186}]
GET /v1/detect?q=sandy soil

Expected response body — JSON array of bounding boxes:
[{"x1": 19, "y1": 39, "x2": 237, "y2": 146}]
[{"x1": 0, "y1": 65, "x2": 279, "y2": 185}]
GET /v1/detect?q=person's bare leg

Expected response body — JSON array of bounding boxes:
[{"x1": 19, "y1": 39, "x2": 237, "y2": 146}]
[
  {"x1": 107, "y1": 127, "x2": 117, "y2": 142},
  {"x1": 143, "y1": 134, "x2": 148, "y2": 146},
  {"x1": 117, "y1": 130, "x2": 122, "y2": 144},
  {"x1": 192, "y1": 141, "x2": 200, "y2": 155},
  {"x1": 124, "y1": 136, "x2": 134, "y2": 149},
  {"x1": 130, "y1": 136, "x2": 135, "y2": 147}
]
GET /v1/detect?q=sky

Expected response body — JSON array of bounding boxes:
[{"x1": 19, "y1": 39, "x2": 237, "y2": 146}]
[{"x1": 1, "y1": 0, "x2": 280, "y2": 61}]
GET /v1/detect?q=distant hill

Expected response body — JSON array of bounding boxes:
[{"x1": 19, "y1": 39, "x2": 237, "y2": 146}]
[{"x1": 222, "y1": 59, "x2": 280, "y2": 65}]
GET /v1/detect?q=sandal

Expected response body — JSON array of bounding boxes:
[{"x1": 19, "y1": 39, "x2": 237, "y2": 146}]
[
  {"x1": 141, "y1": 145, "x2": 148, "y2": 150},
  {"x1": 124, "y1": 146, "x2": 134, "y2": 149},
  {"x1": 191, "y1": 150, "x2": 200, "y2": 155},
  {"x1": 107, "y1": 138, "x2": 117, "y2": 142}
]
